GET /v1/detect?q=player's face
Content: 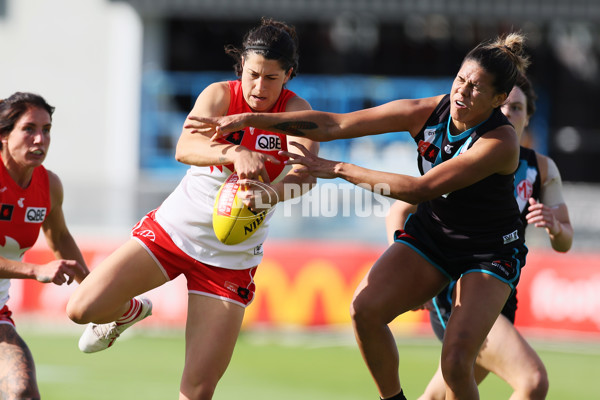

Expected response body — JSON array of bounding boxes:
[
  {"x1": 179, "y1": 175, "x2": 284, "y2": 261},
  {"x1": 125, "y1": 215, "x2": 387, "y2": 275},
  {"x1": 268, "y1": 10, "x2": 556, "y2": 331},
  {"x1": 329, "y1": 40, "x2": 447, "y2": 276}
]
[
  {"x1": 1, "y1": 107, "x2": 51, "y2": 170},
  {"x1": 241, "y1": 52, "x2": 292, "y2": 112},
  {"x1": 501, "y1": 86, "x2": 529, "y2": 140},
  {"x1": 450, "y1": 60, "x2": 507, "y2": 133}
]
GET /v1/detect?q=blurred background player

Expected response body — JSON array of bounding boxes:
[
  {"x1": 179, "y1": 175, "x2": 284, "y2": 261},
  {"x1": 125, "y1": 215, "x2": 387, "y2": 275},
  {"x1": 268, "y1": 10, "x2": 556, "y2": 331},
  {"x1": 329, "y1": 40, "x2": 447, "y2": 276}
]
[
  {"x1": 0, "y1": 92, "x2": 89, "y2": 399},
  {"x1": 189, "y1": 33, "x2": 532, "y2": 400},
  {"x1": 67, "y1": 18, "x2": 318, "y2": 400},
  {"x1": 386, "y1": 72, "x2": 573, "y2": 400}
]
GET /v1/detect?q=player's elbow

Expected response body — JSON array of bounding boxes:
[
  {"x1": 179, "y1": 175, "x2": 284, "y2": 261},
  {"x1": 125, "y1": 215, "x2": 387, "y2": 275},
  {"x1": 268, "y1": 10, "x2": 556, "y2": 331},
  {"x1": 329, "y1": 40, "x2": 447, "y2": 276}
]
[{"x1": 174, "y1": 145, "x2": 189, "y2": 164}]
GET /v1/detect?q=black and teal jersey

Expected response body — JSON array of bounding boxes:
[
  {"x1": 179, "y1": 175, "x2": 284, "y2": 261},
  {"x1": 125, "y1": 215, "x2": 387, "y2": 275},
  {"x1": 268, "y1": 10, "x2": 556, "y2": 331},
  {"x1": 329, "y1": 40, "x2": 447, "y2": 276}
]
[
  {"x1": 429, "y1": 145, "x2": 543, "y2": 338},
  {"x1": 409, "y1": 94, "x2": 525, "y2": 252}
]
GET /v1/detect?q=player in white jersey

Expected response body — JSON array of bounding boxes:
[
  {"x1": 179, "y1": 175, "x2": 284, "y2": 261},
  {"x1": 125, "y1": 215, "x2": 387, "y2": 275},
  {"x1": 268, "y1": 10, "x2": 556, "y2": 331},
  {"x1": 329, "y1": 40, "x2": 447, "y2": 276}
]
[{"x1": 67, "y1": 18, "x2": 318, "y2": 400}]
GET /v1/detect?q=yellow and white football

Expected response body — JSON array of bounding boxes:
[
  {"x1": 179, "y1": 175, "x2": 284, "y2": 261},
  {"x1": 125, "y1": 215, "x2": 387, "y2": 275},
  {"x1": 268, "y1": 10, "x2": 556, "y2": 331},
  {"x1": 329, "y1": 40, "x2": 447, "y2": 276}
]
[{"x1": 212, "y1": 173, "x2": 269, "y2": 245}]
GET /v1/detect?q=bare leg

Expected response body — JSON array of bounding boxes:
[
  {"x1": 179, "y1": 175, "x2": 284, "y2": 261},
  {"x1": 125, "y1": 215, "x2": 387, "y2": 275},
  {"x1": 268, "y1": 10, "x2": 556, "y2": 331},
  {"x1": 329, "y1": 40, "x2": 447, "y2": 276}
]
[
  {"x1": 351, "y1": 243, "x2": 448, "y2": 399},
  {"x1": 419, "y1": 353, "x2": 490, "y2": 400},
  {"x1": 67, "y1": 239, "x2": 169, "y2": 324},
  {"x1": 477, "y1": 315, "x2": 548, "y2": 399},
  {"x1": 179, "y1": 294, "x2": 245, "y2": 400},
  {"x1": 441, "y1": 273, "x2": 511, "y2": 400},
  {"x1": 0, "y1": 324, "x2": 40, "y2": 399}
]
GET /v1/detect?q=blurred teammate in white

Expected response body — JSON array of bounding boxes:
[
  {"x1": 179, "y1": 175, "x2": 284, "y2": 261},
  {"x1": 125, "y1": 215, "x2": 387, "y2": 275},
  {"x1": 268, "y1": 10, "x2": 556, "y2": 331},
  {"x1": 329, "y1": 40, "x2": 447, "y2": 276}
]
[
  {"x1": 67, "y1": 18, "x2": 318, "y2": 400},
  {"x1": 386, "y1": 72, "x2": 572, "y2": 400},
  {"x1": 0, "y1": 92, "x2": 89, "y2": 399}
]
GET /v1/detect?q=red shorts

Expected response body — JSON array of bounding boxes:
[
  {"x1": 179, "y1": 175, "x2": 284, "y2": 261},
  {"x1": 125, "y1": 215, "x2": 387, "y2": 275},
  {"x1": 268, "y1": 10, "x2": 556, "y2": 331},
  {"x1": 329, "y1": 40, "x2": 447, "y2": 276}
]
[
  {"x1": 131, "y1": 211, "x2": 256, "y2": 308},
  {"x1": 0, "y1": 305, "x2": 15, "y2": 327}
]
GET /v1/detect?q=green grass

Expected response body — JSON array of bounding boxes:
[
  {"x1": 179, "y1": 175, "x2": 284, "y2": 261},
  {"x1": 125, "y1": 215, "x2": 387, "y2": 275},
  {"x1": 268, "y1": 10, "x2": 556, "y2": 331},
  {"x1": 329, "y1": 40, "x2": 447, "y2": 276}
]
[{"x1": 20, "y1": 327, "x2": 600, "y2": 399}]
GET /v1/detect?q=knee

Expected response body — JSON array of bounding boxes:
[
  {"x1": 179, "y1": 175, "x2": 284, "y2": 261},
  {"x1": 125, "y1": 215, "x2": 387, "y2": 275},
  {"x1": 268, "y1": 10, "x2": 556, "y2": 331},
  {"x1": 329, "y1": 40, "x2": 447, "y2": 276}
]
[
  {"x1": 66, "y1": 291, "x2": 93, "y2": 324},
  {"x1": 350, "y1": 295, "x2": 379, "y2": 331},
  {"x1": 521, "y1": 366, "x2": 549, "y2": 399},
  {"x1": 440, "y1": 347, "x2": 474, "y2": 388}
]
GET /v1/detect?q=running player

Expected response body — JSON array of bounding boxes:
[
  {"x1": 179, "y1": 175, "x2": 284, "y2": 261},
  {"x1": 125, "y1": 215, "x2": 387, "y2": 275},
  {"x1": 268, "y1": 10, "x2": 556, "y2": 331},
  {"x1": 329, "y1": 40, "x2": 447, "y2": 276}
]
[
  {"x1": 0, "y1": 92, "x2": 89, "y2": 398},
  {"x1": 386, "y1": 72, "x2": 572, "y2": 400},
  {"x1": 67, "y1": 18, "x2": 318, "y2": 400}
]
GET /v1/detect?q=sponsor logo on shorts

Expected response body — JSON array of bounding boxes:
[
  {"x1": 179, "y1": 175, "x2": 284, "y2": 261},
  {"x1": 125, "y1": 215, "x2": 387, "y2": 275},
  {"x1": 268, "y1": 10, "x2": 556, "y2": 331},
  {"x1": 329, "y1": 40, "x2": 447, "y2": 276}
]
[
  {"x1": 502, "y1": 230, "x2": 519, "y2": 244},
  {"x1": 0, "y1": 204, "x2": 14, "y2": 221},
  {"x1": 253, "y1": 244, "x2": 263, "y2": 255},
  {"x1": 25, "y1": 207, "x2": 46, "y2": 223},
  {"x1": 255, "y1": 134, "x2": 282, "y2": 151},
  {"x1": 225, "y1": 281, "x2": 251, "y2": 300},
  {"x1": 491, "y1": 259, "x2": 514, "y2": 277},
  {"x1": 137, "y1": 229, "x2": 156, "y2": 241}
]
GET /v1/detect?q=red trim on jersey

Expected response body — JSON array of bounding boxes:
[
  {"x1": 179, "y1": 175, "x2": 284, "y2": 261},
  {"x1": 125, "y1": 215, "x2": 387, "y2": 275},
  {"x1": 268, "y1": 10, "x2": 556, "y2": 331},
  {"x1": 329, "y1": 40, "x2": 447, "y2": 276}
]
[{"x1": 210, "y1": 80, "x2": 295, "y2": 182}]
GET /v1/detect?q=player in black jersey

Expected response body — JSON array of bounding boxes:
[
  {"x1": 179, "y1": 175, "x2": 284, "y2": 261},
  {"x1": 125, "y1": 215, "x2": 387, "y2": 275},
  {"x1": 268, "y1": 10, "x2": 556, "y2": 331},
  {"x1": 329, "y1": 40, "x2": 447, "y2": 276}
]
[
  {"x1": 190, "y1": 33, "x2": 531, "y2": 400},
  {"x1": 386, "y1": 73, "x2": 573, "y2": 400}
]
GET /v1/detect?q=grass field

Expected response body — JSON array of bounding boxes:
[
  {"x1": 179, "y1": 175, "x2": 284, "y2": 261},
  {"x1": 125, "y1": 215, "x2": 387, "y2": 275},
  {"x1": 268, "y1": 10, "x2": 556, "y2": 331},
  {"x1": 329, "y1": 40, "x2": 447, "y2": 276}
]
[{"x1": 21, "y1": 326, "x2": 600, "y2": 399}]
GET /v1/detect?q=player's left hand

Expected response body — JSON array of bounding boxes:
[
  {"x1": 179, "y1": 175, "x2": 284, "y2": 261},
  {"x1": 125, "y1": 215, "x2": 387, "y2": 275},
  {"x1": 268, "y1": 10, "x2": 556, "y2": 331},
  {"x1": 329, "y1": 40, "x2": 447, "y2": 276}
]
[{"x1": 525, "y1": 197, "x2": 562, "y2": 236}]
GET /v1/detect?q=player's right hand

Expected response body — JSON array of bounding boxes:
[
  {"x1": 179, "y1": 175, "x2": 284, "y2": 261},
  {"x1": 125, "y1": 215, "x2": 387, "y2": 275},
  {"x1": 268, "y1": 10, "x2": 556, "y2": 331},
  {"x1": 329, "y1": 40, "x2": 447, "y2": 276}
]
[{"x1": 35, "y1": 260, "x2": 84, "y2": 285}]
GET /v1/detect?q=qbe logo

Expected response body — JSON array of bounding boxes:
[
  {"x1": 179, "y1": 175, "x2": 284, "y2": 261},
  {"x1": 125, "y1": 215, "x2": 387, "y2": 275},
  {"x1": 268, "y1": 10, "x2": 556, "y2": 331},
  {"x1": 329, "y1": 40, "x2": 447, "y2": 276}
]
[
  {"x1": 255, "y1": 134, "x2": 281, "y2": 151},
  {"x1": 25, "y1": 207, "x2": 47, "y2": 223}
]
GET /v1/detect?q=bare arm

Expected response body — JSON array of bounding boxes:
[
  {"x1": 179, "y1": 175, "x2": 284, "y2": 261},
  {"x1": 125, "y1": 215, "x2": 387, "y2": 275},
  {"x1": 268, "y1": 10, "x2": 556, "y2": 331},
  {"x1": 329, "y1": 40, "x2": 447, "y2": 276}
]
[
  {"x1": 269, "y1": 96, "x2": 319, "y2": 203},
  {"x1": 526, "y1": 155, "x2": 573, "y2": 252},
  {"x1": 186, "y1": 95, "x2": 446, "y2": 142},
  {"x1": 0, "y1": 172, "x2": 89, "y2": 285},
  {"x1": 41, "y1": 171, "x2": 89, "y2": 283},
  {"x1": 175, "y1": 82, "x2": 280, "y2": 183},
  {"x1": 237, "y1": 96, "x2": 320, "y2": 209},
  {"x1": 282, "y1": 125, "x2": 519, "y2": 204}
]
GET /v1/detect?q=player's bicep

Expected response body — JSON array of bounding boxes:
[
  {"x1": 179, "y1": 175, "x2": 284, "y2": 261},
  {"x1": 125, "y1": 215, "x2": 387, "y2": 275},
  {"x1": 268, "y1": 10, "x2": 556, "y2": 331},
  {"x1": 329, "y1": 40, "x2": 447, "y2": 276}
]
[
  {"x1": 419, "y1": 128, "x2": 518, "y2": 197},
  {"x1": 181, "y1": 83, "x2": 230, "y2": 137}
]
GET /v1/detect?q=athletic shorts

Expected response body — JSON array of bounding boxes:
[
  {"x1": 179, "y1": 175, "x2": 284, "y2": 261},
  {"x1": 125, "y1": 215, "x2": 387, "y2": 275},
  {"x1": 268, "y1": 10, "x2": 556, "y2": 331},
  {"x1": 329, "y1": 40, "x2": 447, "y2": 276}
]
[
  {"x1": 131, "y1": 211, "x2": 257, "y2": 308},
  {"x1": 393, "y1": 224, "x2": 527, "y2": 289},
  {"x1": 0, "y1": 305, "x2": 15, "y2": 327},
  {"x1": 429, "y1": 283, "x2": 518, "y2": 341}
]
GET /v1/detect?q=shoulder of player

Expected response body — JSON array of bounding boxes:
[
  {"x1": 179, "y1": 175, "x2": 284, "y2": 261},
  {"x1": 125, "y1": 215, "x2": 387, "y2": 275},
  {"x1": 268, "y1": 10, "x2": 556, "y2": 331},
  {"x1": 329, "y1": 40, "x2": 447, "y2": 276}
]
[
  {"x1": 190, "y1": 81, "x2": 231, "y2": 116},
  {"x1": 534, "y1": 152, "x2": 558, "y2": 184},
  {"x1": 45, "y1": 169, "x2": 64, "y2": 209},
  {"x1": 284, "y1": 95, "x2": 311, "y2": 112}
]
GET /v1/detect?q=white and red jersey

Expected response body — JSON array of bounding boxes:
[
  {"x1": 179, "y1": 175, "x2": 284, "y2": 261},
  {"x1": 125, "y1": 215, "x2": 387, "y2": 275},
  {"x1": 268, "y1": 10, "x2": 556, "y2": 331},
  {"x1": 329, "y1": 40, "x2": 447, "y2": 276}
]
[
  {"x1": 0, "y1": 157, "x2": 50, "y2": 308},
  {"x1": 154, "y1": 80, "x2": 295, "y2": 269}
]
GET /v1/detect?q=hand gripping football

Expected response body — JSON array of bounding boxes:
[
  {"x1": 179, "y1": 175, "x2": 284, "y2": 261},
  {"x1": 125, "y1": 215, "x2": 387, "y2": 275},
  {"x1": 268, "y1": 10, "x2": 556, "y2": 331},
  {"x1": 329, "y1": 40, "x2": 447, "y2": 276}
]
[{"x1": 212, "y1": 173, "x2": 269, "y2": 245}]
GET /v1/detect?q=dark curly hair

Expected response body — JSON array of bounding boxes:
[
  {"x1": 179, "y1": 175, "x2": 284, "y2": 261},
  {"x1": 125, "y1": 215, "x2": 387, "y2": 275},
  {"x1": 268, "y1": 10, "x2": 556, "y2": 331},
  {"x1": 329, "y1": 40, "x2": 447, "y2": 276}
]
[{"x1": 225, "y1": 17, "x2": 299, "y2": 80}]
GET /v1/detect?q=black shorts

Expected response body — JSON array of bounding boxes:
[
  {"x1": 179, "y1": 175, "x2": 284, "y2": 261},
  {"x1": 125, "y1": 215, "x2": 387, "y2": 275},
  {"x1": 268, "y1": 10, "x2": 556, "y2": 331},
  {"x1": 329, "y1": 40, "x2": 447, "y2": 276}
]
[
  {"x1": 394, "y1": 217, "x2": 527, "y2": 289},
  {"x1": 429, "y1": 283, "x2": 518, "y2": 341}
]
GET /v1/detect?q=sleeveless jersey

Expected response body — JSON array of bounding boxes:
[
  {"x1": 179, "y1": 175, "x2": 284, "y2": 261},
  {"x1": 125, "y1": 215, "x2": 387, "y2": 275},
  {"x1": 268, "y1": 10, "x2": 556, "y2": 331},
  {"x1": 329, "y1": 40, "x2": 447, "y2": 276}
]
[
  {"x1": 0, "y1": 158, "x2": 50, "y2": 308},
  {"x1": 432, "y1": 146, "x2": 542, "y2": 330},
  {"x1": 514, "y1": 146, "x2": 541, "y2": 223},
  {"x1": 411, "y1": 94, "x2": 524, "y2": 252},
  {"x1": 155, "y1": 80, "x2": 296, "y2": 269}
]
